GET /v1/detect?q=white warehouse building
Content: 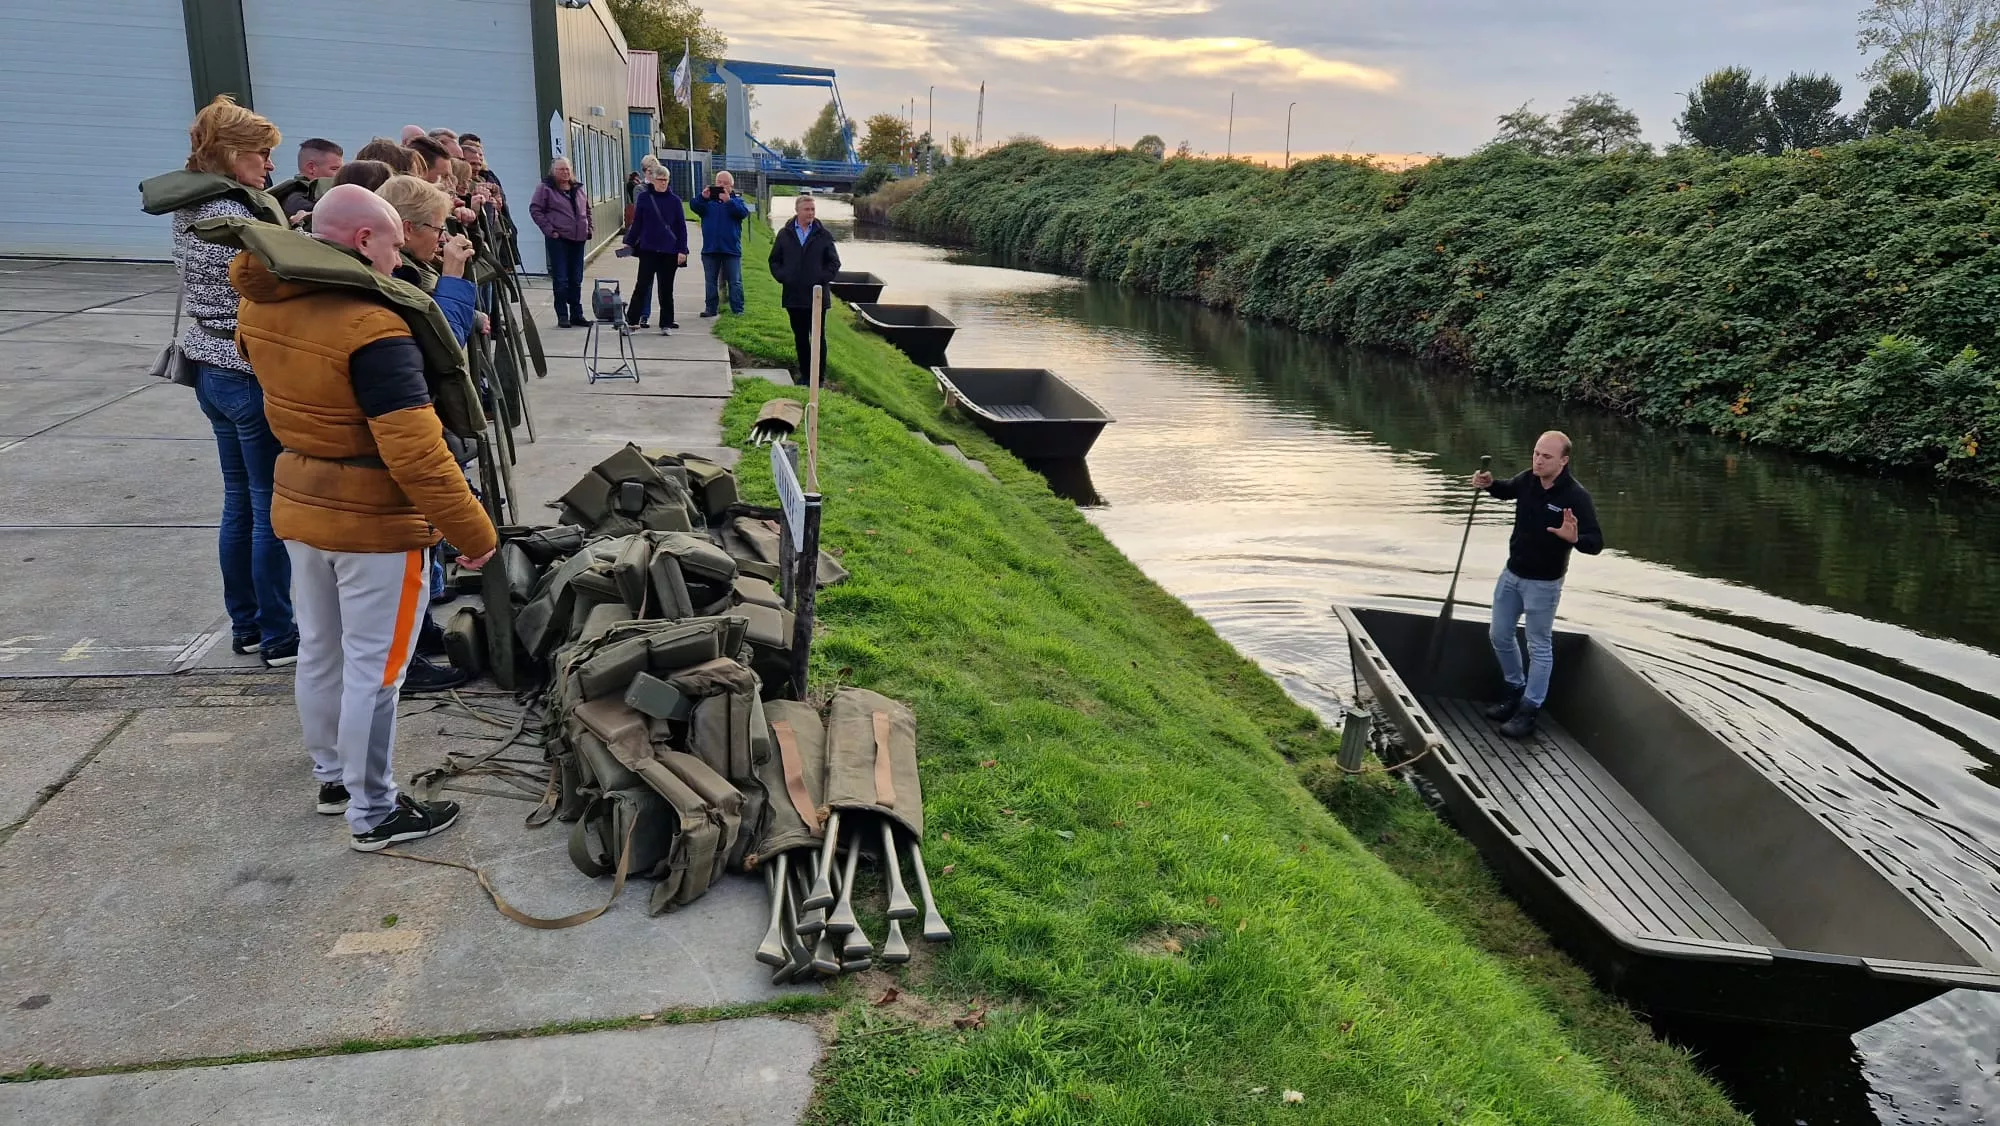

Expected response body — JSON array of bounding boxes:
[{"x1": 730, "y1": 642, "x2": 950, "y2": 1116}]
[{"x1": 0, "y1": 0, "x2": 642, "y2": 272}]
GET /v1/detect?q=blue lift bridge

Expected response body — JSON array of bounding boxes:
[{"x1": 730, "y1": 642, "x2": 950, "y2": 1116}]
[{"x1": 697, "y1": 59, "x2": 904, "y2": 189}]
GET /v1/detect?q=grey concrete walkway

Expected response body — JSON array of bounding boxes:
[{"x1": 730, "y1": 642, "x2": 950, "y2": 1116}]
[{"x1": 0, "y1": 233, "x2": 823, "y2": 1117}]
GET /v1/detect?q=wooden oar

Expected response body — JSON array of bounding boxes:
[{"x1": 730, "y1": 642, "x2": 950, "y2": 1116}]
[{"x1": 1423, "y1": 455, "x2": 1490, "y2": 679}]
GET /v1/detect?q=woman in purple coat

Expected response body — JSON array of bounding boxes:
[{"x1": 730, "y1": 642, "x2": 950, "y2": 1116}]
[
  {"x1": 621, "y1": 165, "x2": 689, "y2": 333},
  {"x1": 528, "y1": 157, "x2": 592, "y2": 326}
]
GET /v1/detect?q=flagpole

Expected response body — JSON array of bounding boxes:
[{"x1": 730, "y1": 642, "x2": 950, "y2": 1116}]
[{"x1": 684, "y1": 38, "x2": 696, "y2": 193}]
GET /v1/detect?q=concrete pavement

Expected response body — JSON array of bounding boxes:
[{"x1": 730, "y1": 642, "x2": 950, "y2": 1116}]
[{"x1": 0, "y1": 235, "x2": 825, "y2": 1119}]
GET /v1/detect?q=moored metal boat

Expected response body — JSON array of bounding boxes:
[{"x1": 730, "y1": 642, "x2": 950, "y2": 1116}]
[
  {"x1": 932, "y1": 367, "x2": 1114, "y2": 460},
  {"x1": 849, "y1": 302, "x2": 956, "y2": 367},
  {"x1": 1336, "y1": 601, "x2": 2000, "y2": 1032},
  {"x1": 827, "y1": 271, "x2": 886, "y2": 304}
]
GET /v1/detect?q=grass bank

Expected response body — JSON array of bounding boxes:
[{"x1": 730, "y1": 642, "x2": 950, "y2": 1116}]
[
  {"x1": 714, "y1": 216, "x2": 1748, "y2": 1123},
  {"x1": 892, "y1": 140, "x2": 2000, "y2": 489}
]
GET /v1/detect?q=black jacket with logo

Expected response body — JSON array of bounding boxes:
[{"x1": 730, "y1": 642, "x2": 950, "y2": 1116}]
[{"x1": 1485, "y1": 466, "x2": 1604, "y2": 581}]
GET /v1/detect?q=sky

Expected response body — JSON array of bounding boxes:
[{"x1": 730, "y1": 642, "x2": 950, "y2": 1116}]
[{"x1": 705, "y1": 0, "x2": 1868, "y2": 162}]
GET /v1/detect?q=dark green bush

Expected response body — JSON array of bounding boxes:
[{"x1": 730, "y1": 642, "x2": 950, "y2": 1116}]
[{"x1": 892, "y1": 140, "x2": 2000, "y2": 485}]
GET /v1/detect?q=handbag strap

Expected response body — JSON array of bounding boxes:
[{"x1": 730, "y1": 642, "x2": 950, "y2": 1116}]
[{"x1": 168, "y1": 285, "x2": 184, "y2": 343}]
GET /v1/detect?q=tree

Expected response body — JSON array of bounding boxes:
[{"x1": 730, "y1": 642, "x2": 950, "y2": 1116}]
[
  {"x1": 1855, "y1": 70, "x2": 1937, "y2": 132},
  {"x1": 858, "y1": 114, "x2": 913, "y2": 164},
  {"x1": 1490, "y1": 102, "x2": 1561, "y2": 155},
  {"x1": 1770, "y1": 72, "x2": 1852, "y2": 149},
  {"x1": 1933, "y1": 86, "x2": 2000, "y2": 135},
  {"x1": 1678, "y1": 67, "x2": 1776, "y2": 154},
  {"x1": 800, "y1": 100, "x2": 850, "y2": 162},
  {"x1": 1132, "y1": 134, "x2": 1167, "y2": 160},
  {"x1": 606, "y1": 0, "x2": 728, "y2": 150},
  {"x1": 768, "y1": 137, "x2": 804, "y2": 160},
  {"x1": 1173, "y1": 139, "x2": 1194, "y2": 159},
  {"x1": 1858, "y1": 0, "x2": 2000, "y2": 105},
  {"x1": 1556, "y1": 93, "x2": 1646, "y2": 154},
  {"x1": 949, "y1": 133, "x2": 971, "y2": 160}
]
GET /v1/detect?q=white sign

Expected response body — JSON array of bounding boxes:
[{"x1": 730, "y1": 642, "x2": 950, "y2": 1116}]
[
  {"x1": 772, "y1": 441, "x2": 806, "y2": 552},
  {"x1": 549, "y1": 111, "x2": 567, "y2": 160}
]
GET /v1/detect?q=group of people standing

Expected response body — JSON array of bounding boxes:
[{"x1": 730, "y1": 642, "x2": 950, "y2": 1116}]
[{"x1": 146, "y1": 96, "x2": 519, "y2": 851}]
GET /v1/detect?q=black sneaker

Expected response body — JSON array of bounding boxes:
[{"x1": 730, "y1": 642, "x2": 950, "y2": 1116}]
[
  {"x1": 351, "y1": 794, "x2": 460, "y2": 852},
  {"x1": 400, "y1": 655, "x2": 470, "y2": 695},
  {"x1": 667, "y1": 321, "x2": 681, "y2": 330},
  {"x1": 1499, "y1": 704, "x2": 1540, "y2": 740},
  {"x1": 317, "y1": 782, "x2": 350, "y2": 815},
  {"x1": 1484, "y1": 687, "x2": 1524, "y2": 722},
  {"x1": 699, "y1": 310, "x2": 718, "y2": 318},
  {"x1": 417, "y1": 616, "x2": 448, "y2": 657},
  {"x1": 230, "y1": 634, "x2": 261, "y2": 655},
  {"x1": 556, "y1": 314, "x2": 572, "y2": 329},
  {"x1": 262, "y1": 636, "x2": 299, "y2": 668}
]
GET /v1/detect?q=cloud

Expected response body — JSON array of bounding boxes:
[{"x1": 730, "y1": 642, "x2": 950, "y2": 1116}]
[
  {"x1": 982, "y1": 35, "x2": 1398, "y2": 90},
  {"x1": 1019, "y1": 0, "x2": 1215, "y2": 16}
]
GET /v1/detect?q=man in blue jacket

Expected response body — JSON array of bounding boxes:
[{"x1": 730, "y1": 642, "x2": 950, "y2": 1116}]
[
  {"x1": 1470, "y1": 431, "x2": 1605, "y2": 739},
  {"x1": 688, "y1": 171, "x2": 750, "y2": 317}
]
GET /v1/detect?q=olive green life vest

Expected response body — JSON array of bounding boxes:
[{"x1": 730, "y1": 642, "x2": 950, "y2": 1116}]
[
  {"x1": 189, "y1": 215, "x2": 488, "y2": 439},
  {"x1": 138, "y1": 169, "x2": 286, "y2": 227}
]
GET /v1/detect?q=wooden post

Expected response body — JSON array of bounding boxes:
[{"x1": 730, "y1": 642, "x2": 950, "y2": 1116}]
[{"x1": 808, "y1": 284, "x2": 823, "y2": 491}]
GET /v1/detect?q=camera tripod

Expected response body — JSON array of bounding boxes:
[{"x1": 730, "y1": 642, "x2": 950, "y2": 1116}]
[{"x1": 581, "y1": 278, "x2": 641, "y2": 384}]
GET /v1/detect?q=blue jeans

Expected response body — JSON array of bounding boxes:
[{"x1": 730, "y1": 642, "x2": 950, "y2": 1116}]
[
  {"x1": 195, "y1": 365, "x2": 294, "y2": 648},
  {"x1": 702, "y1": 252, "x2": 743, "y2": 314},
  {"x1": 1490, "y1": 569, "x2": 1563, "y2": 708},
  {"x1": 545, "y1": 237, "x2": 586, "y2": 321}
]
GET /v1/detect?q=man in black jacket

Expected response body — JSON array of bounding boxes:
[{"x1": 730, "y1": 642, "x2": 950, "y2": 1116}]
[
  {"x1": 1470, "y1": 430, "x2": 1605, "y2": 738},
  {"x1": 768, "y1": 195, "x2": 841, "y2": 386}
]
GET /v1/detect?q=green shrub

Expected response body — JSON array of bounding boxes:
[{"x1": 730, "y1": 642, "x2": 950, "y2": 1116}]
[{"x1": 893, "y1": 140, "x2": 2000, "y2": 486}]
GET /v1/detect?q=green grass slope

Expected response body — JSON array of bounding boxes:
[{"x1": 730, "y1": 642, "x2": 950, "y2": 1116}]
[{"x1": 713, "y1": 217, "x2": 1748, "y2": 1124}]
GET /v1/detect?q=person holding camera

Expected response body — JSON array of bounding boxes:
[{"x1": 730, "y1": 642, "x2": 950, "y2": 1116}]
[
  {"x1": 689, "y1": 171, "x2": 749, "y2": 317},
  {"x1": 622, "y1": 165, "x2": 688, "y2": 333},
  {"x1": 768, "y1": 194, "x2": 840, "y2": 385}
]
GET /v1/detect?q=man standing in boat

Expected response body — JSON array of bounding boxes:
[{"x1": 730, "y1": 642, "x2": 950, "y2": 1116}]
[{"x1": 1470, "y1": 431, "x2": 1604, "y2": 739}]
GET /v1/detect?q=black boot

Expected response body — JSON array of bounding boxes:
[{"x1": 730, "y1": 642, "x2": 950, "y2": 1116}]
[
  {"x1": 1499, "y1": 704, "x2": 1539, "y2": 740},
  {"x1": 555, "y1": 311, "x2": 572, "y2": 329},
  {"x1": 1484, "y1": 687, "x2": 1524, "y2": 722}
]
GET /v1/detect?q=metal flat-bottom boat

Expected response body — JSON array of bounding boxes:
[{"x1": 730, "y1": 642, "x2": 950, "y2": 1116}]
[
  {"x1": 849, "y1": 302, "x2": 956, "y2": 367},
  {"x1": 1337, "y1": 602, "x2": 2000, "y2": 1032},
  {"x1": 932, "y1": 367, "x2": 1114, "y2": 460},
  {"x1": 827, "y1": 271, "x2": 885, "y2": 304}
]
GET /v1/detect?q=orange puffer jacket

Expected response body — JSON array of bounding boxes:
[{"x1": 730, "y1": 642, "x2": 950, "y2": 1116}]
[{"x1": 230, "y1": 253, "x2": 497, "y2": 559}]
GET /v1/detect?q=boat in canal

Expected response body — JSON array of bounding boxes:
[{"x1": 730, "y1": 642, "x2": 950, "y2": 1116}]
[
  {"x1": 827, "y1": 271, "x2": 886, "y2": 304},
  {"x1": 849, "y1": 302, "x2": 956, "y2": 367},
  {"x1": 1335, "y1": 601, "x2": 2000, "y2": 1033},
  {"x1": 932, "y1": 367, "x2": 1115, "y2": 460}
]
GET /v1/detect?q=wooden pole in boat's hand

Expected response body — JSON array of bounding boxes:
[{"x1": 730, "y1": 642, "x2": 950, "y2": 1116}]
[
  {"x1": 808, "y1": 284, "x2": 823, "y2": 493},
  {"x1": 1425, "y1": 454, "x2": 1491, "y2": 677}
]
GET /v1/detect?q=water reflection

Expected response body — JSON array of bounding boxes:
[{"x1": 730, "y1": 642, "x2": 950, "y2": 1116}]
[{"x1": 813, "y1": 202, "x2": 2000, "y2": 1124}]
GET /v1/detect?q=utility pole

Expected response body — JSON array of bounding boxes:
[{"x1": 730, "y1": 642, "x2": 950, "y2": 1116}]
[
  {"x1": 975, "y1": 81, "x2": 985, "y2": 150},
  {"x1": 1226, "y1": 91, "x2": 1234, "y2": 160},
  {"x1": 1285, "y1": 101, "x2": 1296, "y2": 169},
  {"x1": 927, "y1": 85, "x2": 934, "y2": 142}
]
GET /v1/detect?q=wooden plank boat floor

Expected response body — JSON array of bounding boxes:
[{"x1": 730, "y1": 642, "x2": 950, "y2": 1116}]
[
  {"x1": 1422, "y1": 696, "x2": 1780, "y2": 948},
  {"x1": 985, "y1": 403, "x2": 1045, "y2": 422}
]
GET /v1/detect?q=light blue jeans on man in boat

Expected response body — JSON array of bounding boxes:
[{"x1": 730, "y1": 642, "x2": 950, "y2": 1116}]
[{"x1": 1490, "y1": 568, "x2": 1563, "y2": 708}]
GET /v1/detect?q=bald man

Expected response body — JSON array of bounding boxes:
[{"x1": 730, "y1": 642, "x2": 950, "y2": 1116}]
[
  {"x1": 1469, "y1": 431, "x2": 1604, "y2": 739},
  {"x1": 231, "y1": 184, "x2": 497, "y2": 850},
  {"x1": 399, "y1": 124, "x2": 428, "y2": 144}
]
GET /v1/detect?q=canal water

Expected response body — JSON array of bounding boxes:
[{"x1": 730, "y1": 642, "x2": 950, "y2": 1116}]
[{"x1": 783, "y1": 198, "x2": 2000, "y2": 1124}]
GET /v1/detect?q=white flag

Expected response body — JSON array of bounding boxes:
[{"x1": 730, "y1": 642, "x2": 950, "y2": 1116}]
[{"x1": 672, "y1": 51, "x2": 691, "y2": 107}]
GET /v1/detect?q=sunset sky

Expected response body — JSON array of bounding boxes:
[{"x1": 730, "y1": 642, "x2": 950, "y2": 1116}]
[{"x1": 708, "y1": 0, "x2": 1865, "y2": 162}]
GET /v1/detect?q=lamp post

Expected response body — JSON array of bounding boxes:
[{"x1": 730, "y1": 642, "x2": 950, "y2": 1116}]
[
  {"x1": 1285, "y1": 101, "x2": 1296, "y2": 169},
  {"x1": 1226, "y1": 91, "x2": 1234, "y2": 160}
]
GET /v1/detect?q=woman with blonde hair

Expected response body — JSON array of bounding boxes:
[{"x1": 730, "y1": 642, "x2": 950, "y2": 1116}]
[
  {"x1": 375, "y1": 175, "x2": 478, "y2": 345},
  {"x1": 138, "y1": 94, "x2": 298, "y2": 665}
]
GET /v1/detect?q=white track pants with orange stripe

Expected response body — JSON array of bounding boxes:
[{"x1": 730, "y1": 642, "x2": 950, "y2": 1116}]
[{"x1": 285, "y1": 542, "x2": 430, "y2": 833}]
